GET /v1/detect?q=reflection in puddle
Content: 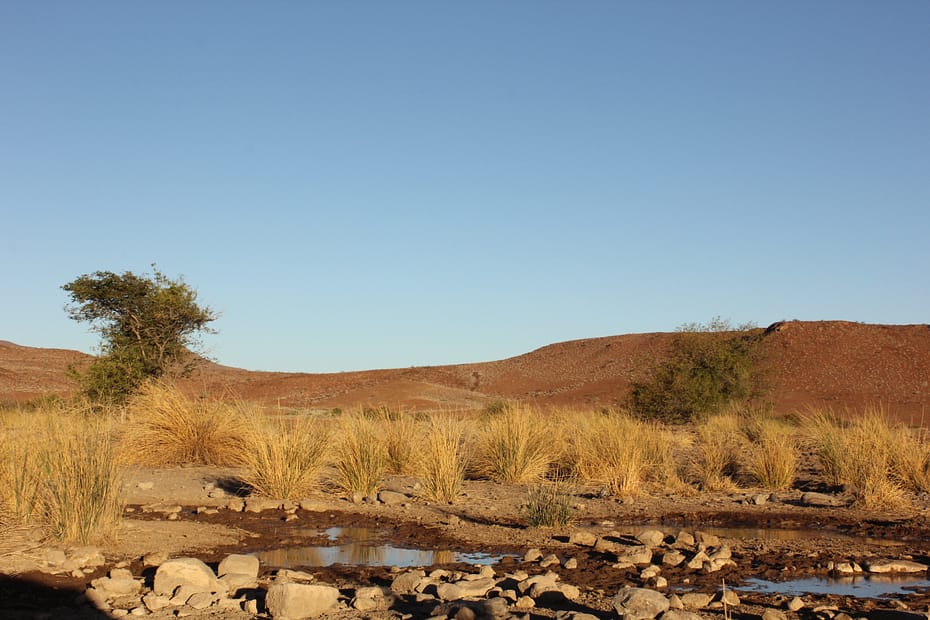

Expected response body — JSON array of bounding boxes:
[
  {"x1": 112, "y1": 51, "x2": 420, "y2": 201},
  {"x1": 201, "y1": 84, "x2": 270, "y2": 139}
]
[
  {"x1": 739, "y1": 576, "x2": 930, "y2": 598},
  {"x1": 256, "y1": 526, "x2": 509, "y2": 568},
  {"x1": 613, "y1": 525, "x2": 903, "y2": 546}
]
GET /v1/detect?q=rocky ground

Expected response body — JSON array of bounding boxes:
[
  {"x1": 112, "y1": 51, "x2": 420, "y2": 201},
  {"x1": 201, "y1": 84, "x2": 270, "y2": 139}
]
[{"x1": 3, "y1": 466, "x2": 930, "y2": 620}]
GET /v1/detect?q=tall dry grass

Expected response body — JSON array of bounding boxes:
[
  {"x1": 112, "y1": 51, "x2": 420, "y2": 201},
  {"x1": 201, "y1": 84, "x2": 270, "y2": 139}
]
[
  {"x1": 239, "y1": 414, "x2": 331, "y2": 500},
  {"x1": 803, "y1": 408, "x2": 909, "y2": 509},
  {"x1": 333, "y1": 414, "x2": 388, "y2": 496},
  {"x1": 690, "y1": 413, "x2": 742, "y2": 491},
  {"x1": 42, "y1": 413, "x2": 123, "y2": 543},
  {"x1": 416, "y1": 414, "x2": 469, "y2": 503},
  {"x1": 745, "y1": 422, "x2": 798, "y2": 491},
  {"x1": 474, "y1": 404, "x2": 554, "y2": 483},
  {"x1": 568, "y1": 410, "x2": 667, "y2": 496},
  {"x1": 119, "y1": 381, "x2": 250, "y2": 466},
  {"x1": 0, "y1": 402, "x2": 122, "y2": 543}
]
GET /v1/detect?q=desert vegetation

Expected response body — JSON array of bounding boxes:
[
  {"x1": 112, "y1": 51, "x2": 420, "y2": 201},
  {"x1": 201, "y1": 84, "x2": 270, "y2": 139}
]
[{"x1": 5, "y1": 376, "x2": 930, "y2": 545}]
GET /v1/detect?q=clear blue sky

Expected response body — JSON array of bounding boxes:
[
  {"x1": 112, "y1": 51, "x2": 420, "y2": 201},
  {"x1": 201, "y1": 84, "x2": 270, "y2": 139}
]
[{"x1": 2, "y1": 2, "x2": 928, "y2": 373}]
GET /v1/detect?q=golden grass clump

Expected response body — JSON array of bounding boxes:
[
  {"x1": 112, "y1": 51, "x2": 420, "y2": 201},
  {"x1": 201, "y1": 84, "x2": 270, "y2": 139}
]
[
  {"x1": 119, "y1": 381, "x2": 250, "y2": 466},
  {"x1": 416, "y1": 414, "x2": 469, "y2": 503},
  {"x1": 239, "y1": 414, "x2": 330, "y2": 500},
  {"x1": 522, "y1": 476, "x2": 576, "y2": 527},
  {"x1": 745, "y1": 422, "x2": 798, "y2": 491},
  {"x1": 333, "y1": 413, "x2": 388, "y2": 496},
  {"x1": 42, "y1": 413, "x2": 123, "y2": 543},
  {"x1": 568, "y1": 410, "x2": 659, "y2": 497},
  {"x1": 0, "y1": 402, "x2": 122, "y2": 543},
  {"x1": 474, "y1": 404, "x2": 554, "y2": 483},
  {"x1": 690, "y1": 413, "x2": 743, "y2": 492},
  {"x1": 803, "y1": 407, "x2": 910, "y2": 510}
]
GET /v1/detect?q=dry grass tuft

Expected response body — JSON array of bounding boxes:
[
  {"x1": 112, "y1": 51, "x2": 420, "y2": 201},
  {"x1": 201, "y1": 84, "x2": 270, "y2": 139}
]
[
  {"x1": 0, "y1": 402, "x2": 122, "y2": 543},
  {"x1": 333, "y1": 413, "x2": 388, "y2": 496},
  {"x1": 745, "y1": 423, "x2": 798, "y2": 490},
  {"x1": 42, "y1": 413, "x2": 123, "y2": 543},
  {"x1": 119, "y1": 381, "x2": 250, "y2": 466},
  {"x1": 522, "y1": 476, "x2": 576, "y2": 527},
  {"x1": 803, "y1": 407, "x2": 910, "y2": 510},
  {"x1": 415, "y1": 414, "x2": 469, "y2": 503},
  {"x1": 239, "y1": 414, "x2": 330, "y2": 500},
  {"x1": 474, "y1": 404, "x2": 554, "y2": 483},
  {"x1": 568, "y1": 410, "x2": 662, "y2": 497},
  {"x1": 690, "y1": 413, "x2": 743, "y2": 492}
]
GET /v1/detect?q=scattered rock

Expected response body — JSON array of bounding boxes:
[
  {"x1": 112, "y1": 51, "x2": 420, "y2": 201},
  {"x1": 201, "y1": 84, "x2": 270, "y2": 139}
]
[
  {"x1": 153, "y1": 557, "x2": 223, "y2": 597},
  {"x1": 265, "y1": 583, "x2": 340, "y2": 619},
  {"x1": 801, "y1": 492, "x2": 849, "y2": 507},
  {"x1": 391, "y1": 569, "x2": 426, "y2": 595},
  {"x1": 569, "y1": 531, "x2": 598, "y2": 547},
  {"x1": 612, "y1": 587, "x2": 670, "y2": 620},
  {"x1": 679, "y1": 593, "x2": 712, "y2": 610},
  {"x1": 787, "y1": 597, "x2": 805, "y2": 612},
  {"x1": 866, "y1": 559, "x2": 929, "y2": 574},
  {"x1": 245, "y1": 497, "x2": 282, "y2": 512},
  {"x1": 218, "y1": 553, "x2": 260, "y2": 578},
  {"x1": 378, "y1": 490, "x2": 408, "y2": 505},
  {"x1": 636, "y1": 529, "x2": 666, "y2": 548}
]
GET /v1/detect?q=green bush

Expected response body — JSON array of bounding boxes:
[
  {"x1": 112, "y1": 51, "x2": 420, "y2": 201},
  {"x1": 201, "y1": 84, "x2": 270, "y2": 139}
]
[{"x1": 630, "y1": 318, "x2": 765, "y2": 424}]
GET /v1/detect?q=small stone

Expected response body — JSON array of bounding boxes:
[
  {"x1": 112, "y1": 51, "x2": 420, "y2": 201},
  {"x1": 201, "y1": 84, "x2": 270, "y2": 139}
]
[
  {"x1": 612, "y1": 587, "x2": 670, "y2": 620},
  {"x1": 524, "y1": 549, "x2": 543, "y2": 563},
  {"x1": 635, "y1": 529, "x2": 665, "y2": 547},
  {"x1": 540, "y1": 554, "x2": 560, "y2": 568},
  {"x1": 563, "y1": 557, "x2": 578, "y2": 569},
  {"x1": 787, "y1": 597, "x2": 805, "y2": 611},
  {"x1": 569, "y1": 531, "x2": 598, "y2": 547},
  {"x1": 514, "y1": 596, "x2": 535, "y2": 609}
]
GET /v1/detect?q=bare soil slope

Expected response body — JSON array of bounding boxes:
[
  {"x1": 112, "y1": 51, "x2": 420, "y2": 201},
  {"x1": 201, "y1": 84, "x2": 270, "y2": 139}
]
[{"x1": 2, "y1": 321, "x2": 929, "y2": 419}]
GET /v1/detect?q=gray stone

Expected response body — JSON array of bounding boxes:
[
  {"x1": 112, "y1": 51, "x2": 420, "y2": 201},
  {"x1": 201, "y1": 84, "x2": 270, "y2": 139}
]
[
  {"x1": 539, "y1": 554, "x2": 560, "y2": 568},
  {"x1": 662, "y1": 550, "x2": 686, "y2": 567},
  {"x1": 187, "y1": 591, "x2": 218, "y2": 610},
  {"x1": 90, "y1": 570, "x2": 142, "y2": 598},
  {"x1": 786, "y1": 597, "x2": 805, "y2": 611},
  {"x1": 524, "y1": 548, "x2": 543, "y2": 562},
  {"x1": 153, "y1": 558, "x2": 222, "y2": 596},
  {"x1": 679, "y1": 593, "x2": 712, "y2": 610},
  {"x1": 762, "y1": 609, "x2": 788, "y2": 620},
  {"x1": 615, "y1": 546, "x2": 653, "y2": 566},
  {"x1": 143, "y1": 551, "x2": 170, "y2": 567},
  {"x1": 569, "y1": 531, "x2": 598, "y2": 547},
  {"x1": 265, "y1": 583, "x2": 340, "y2": 619},
  {"x1": 218, "y1": 554, "x2": 260, "y2": 578},
  {"x1": 866, "y1": 560, "x2": 928, "y2": 574},
  {"x1": 636, "y1": 529, "x2": 666, "y2": 548},
  {"x1": 674, "y1": 531, "x2": 695, "y2": 548},
  {"x1": 436, "y1": 578, "x2": 495, "y2": 601},
  {"x1": 245, "y1": 497, "x2": 282, "y2": 512},
  {"x1": 220, "y1": 572, "x2": 258, "y2": 595},
  {"x1": 391, "y1": 569, "x2": 426, "y2": 595},
  {"x1": 661, "y1": 611, "x2": 704, "y2": 620},
  {"x1": 694, "y1": 531, "x2": 719, "y2": 547},
  {"x1": 142, "y1": 592, "x2": 171, "y2": 612},
  {"x1": 352, "y1": 586, "x2": 392, "y2": 611},
  {"x1": 481, "y1": 597, "x2": 510, "y2": 619},
  {"x1": 612, "y1": 587, "x2": 670, "y2": 620},
  {"x1": 801, "y1": 492, "x2": 849, "y2": 507},
  {"x1": 378, "y1": 490, "x2": 408, "y2": 505}
]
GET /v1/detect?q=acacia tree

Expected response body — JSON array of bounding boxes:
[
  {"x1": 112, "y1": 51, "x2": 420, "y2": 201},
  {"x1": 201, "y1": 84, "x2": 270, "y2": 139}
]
[{"x1": 62, "y1": 267, "x2": 217, "y2": 402}]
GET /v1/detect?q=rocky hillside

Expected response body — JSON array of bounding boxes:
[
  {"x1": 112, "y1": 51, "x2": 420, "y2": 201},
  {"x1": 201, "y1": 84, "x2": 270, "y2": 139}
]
[{"x1": 2, "y1": 321, "x2": 928, "y2": 421}]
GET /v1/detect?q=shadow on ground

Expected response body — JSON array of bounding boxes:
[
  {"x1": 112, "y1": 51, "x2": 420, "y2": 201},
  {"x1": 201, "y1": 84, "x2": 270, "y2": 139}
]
[{"x1": 0, "y1": 573, "x2": 108, "y2": 619}]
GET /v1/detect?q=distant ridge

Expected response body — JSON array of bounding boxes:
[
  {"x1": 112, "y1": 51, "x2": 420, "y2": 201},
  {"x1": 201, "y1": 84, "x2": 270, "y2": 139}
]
[{"x1": 2, "y1": 321, "x2": 929, "y2": 421}]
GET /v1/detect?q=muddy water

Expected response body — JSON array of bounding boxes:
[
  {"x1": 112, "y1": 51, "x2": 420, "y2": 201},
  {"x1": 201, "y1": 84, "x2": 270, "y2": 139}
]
[
  {"x1": 739, "y1": 575, "x2": 930, "y2": 598},
  {"x1": 256, "y1": 526, "x2": 512, "y2": 568}
]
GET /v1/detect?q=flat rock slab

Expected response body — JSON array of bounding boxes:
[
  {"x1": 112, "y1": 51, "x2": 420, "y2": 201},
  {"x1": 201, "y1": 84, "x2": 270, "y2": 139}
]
[{"x1": 866, "y1": 559, "x2": 928, "y2": 574}]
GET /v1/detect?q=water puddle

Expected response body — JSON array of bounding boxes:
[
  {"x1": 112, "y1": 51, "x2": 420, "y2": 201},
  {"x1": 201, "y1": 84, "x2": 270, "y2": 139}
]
[
  {"x1": 738, "y1": 576, "x2": 930, "y2": 598},
  {"x1": 612, "y1": 525, "x2": 903, "y2": 546},
  {"x1": 256, "y1": 526, "x2": 511, "y2": 568}
]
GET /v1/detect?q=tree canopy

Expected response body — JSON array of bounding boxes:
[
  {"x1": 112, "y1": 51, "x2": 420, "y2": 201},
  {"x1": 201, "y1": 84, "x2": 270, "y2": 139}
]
[{"x1": 62, "y1": 267, "x2": 216, "y2": 402}]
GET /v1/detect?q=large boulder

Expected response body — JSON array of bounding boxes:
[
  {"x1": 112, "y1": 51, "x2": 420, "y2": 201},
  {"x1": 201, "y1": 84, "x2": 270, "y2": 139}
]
[
  {"x1": 265, "y1": 583, "x2": 340, "y2": 619},
  {"x1": 613, "y1": 587, "x2": 670, "y2": 620},
  {"x1": 153, "y1": 558, "x2": 222, "y2": 596}
]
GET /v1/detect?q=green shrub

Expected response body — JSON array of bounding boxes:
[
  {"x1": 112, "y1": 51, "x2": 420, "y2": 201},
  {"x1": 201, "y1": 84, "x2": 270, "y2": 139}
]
[
  {"x1": 522, "y1": 478, "x2": 575, "y2": 527},
  {"x1": 630, "y1": 318, "x2": 764, "y2": 424}
]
